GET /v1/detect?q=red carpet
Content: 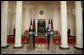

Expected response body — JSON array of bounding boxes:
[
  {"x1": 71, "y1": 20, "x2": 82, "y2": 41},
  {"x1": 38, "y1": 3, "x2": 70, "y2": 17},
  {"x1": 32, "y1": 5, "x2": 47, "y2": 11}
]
[{"x1": 7, "y1": 37, "x2": 76, "y2": 45}]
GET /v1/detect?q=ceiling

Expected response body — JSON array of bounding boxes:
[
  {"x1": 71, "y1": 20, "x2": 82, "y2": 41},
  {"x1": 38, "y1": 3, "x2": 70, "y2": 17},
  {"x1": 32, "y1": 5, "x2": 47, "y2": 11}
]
[
  {"x1": 2, "y1": 1, "x2": 83, "y2": 9},
  {"x1": 7, "y1": 1, "x2": 75, "y2": 5},
  {"x1": 22, "y1": 1, "x2": 75, "y2": 9},
  {"x1": 23, "y1": 1, "x2": 75, "y2": 6}
]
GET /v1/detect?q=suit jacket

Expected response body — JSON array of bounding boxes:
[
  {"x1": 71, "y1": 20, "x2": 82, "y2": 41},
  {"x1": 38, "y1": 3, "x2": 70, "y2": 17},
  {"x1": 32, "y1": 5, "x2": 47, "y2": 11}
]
[
  {"x1": 46, "y1": 27, "x2": 53, "y2": 32},
  {"x1": 46, "y1": 27, "x2": 54, "y2": 35},
  {"x1": 29, "y1": 28, "x2": 35, "y2": 32}
]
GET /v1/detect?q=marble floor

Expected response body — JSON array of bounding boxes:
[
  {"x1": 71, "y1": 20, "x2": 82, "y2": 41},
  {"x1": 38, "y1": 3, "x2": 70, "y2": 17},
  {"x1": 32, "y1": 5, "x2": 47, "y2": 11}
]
[{"x1": 1, "y1": 44, "x2": 83, "y2": 54}]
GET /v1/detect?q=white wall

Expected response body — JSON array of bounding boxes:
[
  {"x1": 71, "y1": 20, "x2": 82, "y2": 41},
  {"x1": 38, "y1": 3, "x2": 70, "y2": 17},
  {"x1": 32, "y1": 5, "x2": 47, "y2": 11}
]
[
  {"x1": 21, "y1": 8, "x2": 31, "y2": 35},
  {"x1": 7, "y1": 1, "x2": 76, "y2": 36},
  {"x1": 67, "y1": 12, "x2": 76, "y2": 36},
  {"x1": 53, "y1": 8, "x2": 61, "y2": 34}
]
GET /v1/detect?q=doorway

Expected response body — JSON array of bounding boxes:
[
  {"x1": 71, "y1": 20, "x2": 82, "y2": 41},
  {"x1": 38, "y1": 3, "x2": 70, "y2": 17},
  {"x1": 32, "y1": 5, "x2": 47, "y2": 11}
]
[{"x1": 38, "y1": 19, "x2": 46, "y2": 36}]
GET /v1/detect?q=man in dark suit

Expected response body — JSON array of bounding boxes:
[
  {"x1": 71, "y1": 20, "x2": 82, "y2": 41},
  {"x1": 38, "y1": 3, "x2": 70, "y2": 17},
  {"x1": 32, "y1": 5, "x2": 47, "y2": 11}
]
[
  {"x1": 28, "y1": 25, "x2": 35, "y2": 49},
  {"x1": 46, "y1": 24, "x2": 53, "y2": 49},
  {"x1": 67, "y1": 29, "x2": 70, "y2": 37},
  {"x1": 13, "y1": 28, "x2": 15, "y2": 36}
]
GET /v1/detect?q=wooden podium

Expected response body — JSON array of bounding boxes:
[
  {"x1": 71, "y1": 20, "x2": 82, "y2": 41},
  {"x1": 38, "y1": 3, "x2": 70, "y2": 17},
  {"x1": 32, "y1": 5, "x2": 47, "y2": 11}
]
[
  {"x1": 27, "y1": 32, "x2": 34, "y2": 50},
  {"x1": 48, "y1": 32, "x2": 56, "y2": 51}
]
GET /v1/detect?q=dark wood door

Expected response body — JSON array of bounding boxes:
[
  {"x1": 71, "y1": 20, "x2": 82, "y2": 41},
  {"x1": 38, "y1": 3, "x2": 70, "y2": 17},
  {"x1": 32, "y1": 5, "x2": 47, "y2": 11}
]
[{"x1": 38, "y1": 19, "x2": 46, "y2": 36}]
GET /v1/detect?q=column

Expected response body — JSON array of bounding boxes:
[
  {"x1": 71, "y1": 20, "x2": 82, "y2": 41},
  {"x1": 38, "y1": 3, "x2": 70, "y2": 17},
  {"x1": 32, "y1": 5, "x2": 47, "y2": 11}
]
[
  {"x1": 60, "y1": 1, "x2": 69, "y2": 49},
  {"x1": 35, "y1": 20, "x2": 38, "y2": 36},
  {"x1": 74, "y1": 1, "x2": 83, "y2": 49},
  {"x1": 46, "y1": 19, "x2": 48, "y2": 28},
  {"x1": 45, "y1": 19, "x2": 48, "y2": 36},
  {"x1": 1, "y1": 1, "x2": 9, "y2": 48},
  {"x1": 14, "y1": 1, "x2": 23, "y2": 48}
]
